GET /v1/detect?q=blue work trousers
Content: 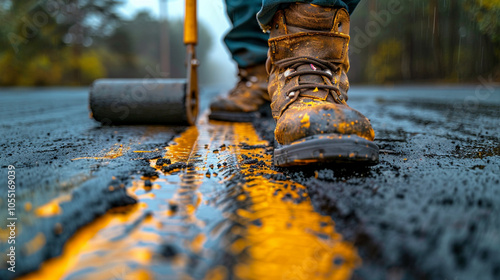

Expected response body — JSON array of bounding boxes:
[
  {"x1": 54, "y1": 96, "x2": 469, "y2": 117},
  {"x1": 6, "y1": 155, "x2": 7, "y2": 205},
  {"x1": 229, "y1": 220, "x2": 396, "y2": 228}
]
[{"x1": 224, "y1": 0, "x2": 360, "y2": 68}]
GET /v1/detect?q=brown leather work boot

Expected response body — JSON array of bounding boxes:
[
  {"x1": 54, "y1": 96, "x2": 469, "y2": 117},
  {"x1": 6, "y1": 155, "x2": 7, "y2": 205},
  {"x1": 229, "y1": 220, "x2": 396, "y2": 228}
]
[
  {"x1": 267, "y1": 4, "x2": 379, "y2": 166},
  {"x1": 209, "y1": 64, "x2": 271, "y2": 122}
]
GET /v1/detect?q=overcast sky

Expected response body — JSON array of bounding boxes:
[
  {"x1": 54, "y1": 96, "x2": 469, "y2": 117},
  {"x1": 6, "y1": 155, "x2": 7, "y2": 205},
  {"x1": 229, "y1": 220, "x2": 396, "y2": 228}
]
[{"x1": 118, "y1": 0, "x2": 237, "y2": 85}]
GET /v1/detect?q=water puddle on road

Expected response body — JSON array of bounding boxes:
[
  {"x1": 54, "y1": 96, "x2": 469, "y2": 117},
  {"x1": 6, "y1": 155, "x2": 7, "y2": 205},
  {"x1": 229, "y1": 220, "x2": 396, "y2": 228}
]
[{"x1": 20, "y1": 118, "x2": 360, "y2": 280}]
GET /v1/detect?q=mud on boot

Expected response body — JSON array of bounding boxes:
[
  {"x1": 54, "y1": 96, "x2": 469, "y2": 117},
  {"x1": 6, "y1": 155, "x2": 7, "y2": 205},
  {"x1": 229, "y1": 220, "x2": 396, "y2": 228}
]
[
  {"x1": 266, "y1": 4, "x2": 379, "y2": 167},
  {"x1": 209, "y1": 64, "x2": 271, "y2": 122}
]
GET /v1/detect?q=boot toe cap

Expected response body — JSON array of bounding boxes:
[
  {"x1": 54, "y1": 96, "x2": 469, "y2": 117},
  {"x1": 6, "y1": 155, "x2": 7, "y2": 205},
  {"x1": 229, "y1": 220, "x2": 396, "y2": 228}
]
[{"x1": 275, "y1": 102, "x2": 375, "y2": 145}]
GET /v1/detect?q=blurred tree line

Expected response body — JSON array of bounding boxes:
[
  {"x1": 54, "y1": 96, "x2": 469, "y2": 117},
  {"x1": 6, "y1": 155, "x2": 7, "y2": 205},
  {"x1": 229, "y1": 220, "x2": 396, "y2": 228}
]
[
  {"x1": 0, "y1": 0, "x2": 498, "y2": 86},
  {"x1": 349, "y1": 0, "x2": 500, "y2": 83},
  {"x1": 0, "y1": 0, "x2": 212, "y2": 86}
]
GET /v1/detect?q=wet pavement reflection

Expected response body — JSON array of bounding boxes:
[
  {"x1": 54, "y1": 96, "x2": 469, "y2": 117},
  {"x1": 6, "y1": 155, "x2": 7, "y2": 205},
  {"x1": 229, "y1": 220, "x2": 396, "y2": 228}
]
[{"x1": 19, "y1": 117, "x2": 359, "y2": 280}]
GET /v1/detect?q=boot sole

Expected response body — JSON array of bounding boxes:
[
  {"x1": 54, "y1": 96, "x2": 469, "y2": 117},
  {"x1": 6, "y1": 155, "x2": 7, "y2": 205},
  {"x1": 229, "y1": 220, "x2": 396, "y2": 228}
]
[
  {"x1": 208, "y1": 111, "x2": 260, "y2": 122},
  {"x1": 274, "y1": 134, "x2": 379, "y2": 167},
  {"x1": 209, "y1": 103, "x2": 272, "y2": 123}
]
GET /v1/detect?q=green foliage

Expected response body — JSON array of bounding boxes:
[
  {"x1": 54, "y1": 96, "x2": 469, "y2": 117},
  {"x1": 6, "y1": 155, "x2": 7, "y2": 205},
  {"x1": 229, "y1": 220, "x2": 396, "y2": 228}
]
[
  {"x1": 0, "y1": 2, "x2": 213, "y2": 86},
  {"x1": 366, "y1": 39, "x2": 402, "y2": 83},
  {"x1": 0, "y1": 46, "x2": 106, "y2": 86},
  {"x1": 93, "y1": 11, "x2": 213, "y2": 83},
  {"x1": 465, "y1": 0, "x2": 500, "y2": 43},
  {"x1": 0, "y1": 0, "x2": 121, "y2": 86},
  {"x1": 349, "y1": 0, "x2": 499, "y2": 83}
]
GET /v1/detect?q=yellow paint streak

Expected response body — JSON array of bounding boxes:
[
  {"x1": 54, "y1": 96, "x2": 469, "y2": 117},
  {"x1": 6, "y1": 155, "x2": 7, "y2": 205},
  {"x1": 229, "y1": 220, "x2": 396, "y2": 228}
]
[
  {"x1": 20, "y1": 203, "x2": 157, "y2": 280},
  {"x1": 302, "y1": 100, "x2": 317, "y2": 106},
  {"x1": 300, "y1": 113, "x2": 311, "y2": 129},
  {"x1": 35, "y1": 194, "x2": 71, "y2": 217},
  {"x1": 35, "y1": 203, "x2": 61, "y2": 217},
  {"x1": 21, "y1": 128, "x2": 205, "y2": 280},
  {"x1": 191, "y1": 233, "x2": 206, "y2": 254},
  {"x1": 163, "y1": 126, "x2": 199, "y2": 165},
  {"x1": 72, "y1": 143, "x2": 130, "y2": 160},
  {"x1": 18, "y1": 211, "x2": 116, "y2": 280},
  {"x1": 232, "y1": 123, "x2": 360, "y2": 280}
]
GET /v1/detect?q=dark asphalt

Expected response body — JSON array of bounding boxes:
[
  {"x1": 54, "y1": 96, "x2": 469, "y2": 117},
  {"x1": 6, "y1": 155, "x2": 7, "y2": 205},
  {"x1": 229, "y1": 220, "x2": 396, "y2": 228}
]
[{"x1": 1, "y1": 85, "x2": 499, "y2": 280}]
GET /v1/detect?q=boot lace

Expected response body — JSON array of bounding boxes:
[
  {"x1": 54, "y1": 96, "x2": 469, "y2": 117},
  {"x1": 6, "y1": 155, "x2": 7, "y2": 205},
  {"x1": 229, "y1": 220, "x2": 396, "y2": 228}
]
[{"x1": 275, "y1": 56, "x2": 346, "y2": 104}]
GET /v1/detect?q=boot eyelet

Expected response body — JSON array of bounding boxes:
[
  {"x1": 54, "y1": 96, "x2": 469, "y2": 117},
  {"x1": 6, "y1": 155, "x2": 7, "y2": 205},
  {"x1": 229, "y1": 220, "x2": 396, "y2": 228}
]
[
  {"x1": 325, "y1": 69, "x2": 332, "y2": 76},
  {"x1": 245, "y1": 81, "x2": 253, "y2": 87},
  {"x1": 288, "y1": 91, "x2": 296, "y2": 98},
  {"x1": 249, "y1": 76, "x2": 258, "y2": 83},
  {"x1": 284, "y1": 69, "x2": 294, "y2": 78}
]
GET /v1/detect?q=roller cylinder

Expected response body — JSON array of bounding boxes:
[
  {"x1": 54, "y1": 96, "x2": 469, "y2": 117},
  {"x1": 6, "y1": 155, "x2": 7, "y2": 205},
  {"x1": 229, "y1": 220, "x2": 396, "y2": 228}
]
[{"x1": 89, "y1": 79, "x2": 197, "y2": 125}]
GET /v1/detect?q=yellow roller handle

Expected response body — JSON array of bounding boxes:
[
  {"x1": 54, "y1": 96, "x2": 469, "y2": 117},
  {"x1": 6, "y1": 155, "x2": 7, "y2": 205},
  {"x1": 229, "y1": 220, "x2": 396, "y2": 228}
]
[{"x1": 184, "y1": 0, "x2": 197, "y2": 45}]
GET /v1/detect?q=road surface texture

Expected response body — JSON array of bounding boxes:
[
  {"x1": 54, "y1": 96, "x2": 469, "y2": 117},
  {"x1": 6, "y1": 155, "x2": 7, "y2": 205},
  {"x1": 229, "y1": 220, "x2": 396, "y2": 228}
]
[{"x1": 0, "y1": 85, "x2": 499, "y2": 280}]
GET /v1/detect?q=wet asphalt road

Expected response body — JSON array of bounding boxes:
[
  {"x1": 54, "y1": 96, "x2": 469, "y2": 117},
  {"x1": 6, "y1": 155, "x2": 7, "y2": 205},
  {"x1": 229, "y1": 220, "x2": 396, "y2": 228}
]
[{"x1": 1, "y1": 85, "x2": 499, "y2": 280}]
